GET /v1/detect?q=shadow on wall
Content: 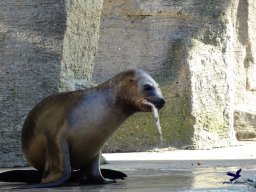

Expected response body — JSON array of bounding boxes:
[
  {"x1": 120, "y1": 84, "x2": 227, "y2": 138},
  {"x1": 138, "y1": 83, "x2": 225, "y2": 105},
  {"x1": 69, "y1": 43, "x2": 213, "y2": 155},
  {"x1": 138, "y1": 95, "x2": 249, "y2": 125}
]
[{"x1": 0, "y1": 1, "x2": 67, "y2": 167}]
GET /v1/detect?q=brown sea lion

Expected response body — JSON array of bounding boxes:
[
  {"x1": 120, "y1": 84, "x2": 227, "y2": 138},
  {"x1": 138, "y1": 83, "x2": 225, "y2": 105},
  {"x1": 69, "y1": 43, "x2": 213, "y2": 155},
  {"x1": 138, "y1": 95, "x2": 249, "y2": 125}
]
[{"x1": 0, "y1": 69, "x2": 165, "y2": 188}]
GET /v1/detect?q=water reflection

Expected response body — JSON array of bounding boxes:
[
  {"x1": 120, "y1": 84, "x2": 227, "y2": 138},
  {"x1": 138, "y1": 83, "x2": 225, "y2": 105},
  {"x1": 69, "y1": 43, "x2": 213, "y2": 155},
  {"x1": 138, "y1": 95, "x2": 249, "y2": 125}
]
[{"x1": 1, "y1": 161, "x2": 255, "y2": 192}]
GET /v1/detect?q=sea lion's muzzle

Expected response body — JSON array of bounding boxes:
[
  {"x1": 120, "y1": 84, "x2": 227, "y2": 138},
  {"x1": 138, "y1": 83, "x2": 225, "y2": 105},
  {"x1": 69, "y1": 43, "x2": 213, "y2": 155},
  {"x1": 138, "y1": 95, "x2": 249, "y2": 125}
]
[
  {"x1": 155, "y1": 98, "x2": 165, "y2": 109},
  {"x1": 142, "y1": 97, "x2": 165, "y2": 110},
  {"x1": 154, "y1": 97, "x2": 165, "y2": 109}
]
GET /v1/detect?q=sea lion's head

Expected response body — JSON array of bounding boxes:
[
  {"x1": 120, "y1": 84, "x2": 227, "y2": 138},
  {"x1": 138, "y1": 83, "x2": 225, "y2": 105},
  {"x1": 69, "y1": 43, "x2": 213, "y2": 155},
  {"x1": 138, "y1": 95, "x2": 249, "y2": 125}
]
[{"x1": 116, "y1": 69, "x2": 165, "y2": 113}]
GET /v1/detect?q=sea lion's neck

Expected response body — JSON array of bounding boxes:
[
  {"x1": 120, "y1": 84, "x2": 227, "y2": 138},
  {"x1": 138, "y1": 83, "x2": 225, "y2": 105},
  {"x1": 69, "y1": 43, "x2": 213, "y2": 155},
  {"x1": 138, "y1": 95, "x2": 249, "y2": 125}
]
[
  {"x1": 74, "y1": 84, "x2": 131, "y2": 142},
  {"x1": 94, "y1": 78, "x2": 136, "y2": 118},
  {"x1": 113, "y1": 82, "x2": 137, "y2": 117}
]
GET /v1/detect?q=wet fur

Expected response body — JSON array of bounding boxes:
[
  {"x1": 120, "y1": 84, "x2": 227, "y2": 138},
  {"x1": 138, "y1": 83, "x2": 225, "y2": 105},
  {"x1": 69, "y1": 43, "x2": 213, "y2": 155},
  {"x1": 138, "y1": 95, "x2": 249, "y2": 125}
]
[{"x1": 0, "y1": 69, "x2": 165, "y2": 187}]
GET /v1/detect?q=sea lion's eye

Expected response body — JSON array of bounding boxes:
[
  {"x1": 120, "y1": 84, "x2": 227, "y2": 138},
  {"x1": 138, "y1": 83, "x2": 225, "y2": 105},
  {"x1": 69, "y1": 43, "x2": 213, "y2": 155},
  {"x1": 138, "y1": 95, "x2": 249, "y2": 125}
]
[{"x1": 143, "y1": 84, "x2": 154, "y2": 92}]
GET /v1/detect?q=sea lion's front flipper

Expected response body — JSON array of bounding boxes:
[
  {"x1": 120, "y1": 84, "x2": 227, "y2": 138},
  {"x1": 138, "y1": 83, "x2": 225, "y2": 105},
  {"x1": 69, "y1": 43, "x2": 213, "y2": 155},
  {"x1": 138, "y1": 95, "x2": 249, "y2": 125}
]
[
  {"x1": 101, "y1": 169, "x2": 127, "y2": 180},
  {"x1": 30, "y1": 141, "x2": 71, "y2": 188},
  {"x1": 80, "y1": 154, "x2": 114, "y2": 185}
]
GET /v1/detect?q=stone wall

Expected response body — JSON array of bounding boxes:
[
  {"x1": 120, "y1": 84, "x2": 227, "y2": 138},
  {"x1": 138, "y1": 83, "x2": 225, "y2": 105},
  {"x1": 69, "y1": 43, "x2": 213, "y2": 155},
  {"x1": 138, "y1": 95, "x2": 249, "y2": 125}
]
[
  {"x1": 60, "y1": 0, "x2": 104, "y2": 90},
  {"x1": 93, "y1": 0, "x2": 250, "y2": 151},
  {"x1": 232, "y1": 0, "x2": 256, "y2": 140},
  {"x1": 0, "y1": 0, "x2": 66, "y2": 167},
  {"x1": 0, "y1": 0, "x2": 255, "y2": 167}
]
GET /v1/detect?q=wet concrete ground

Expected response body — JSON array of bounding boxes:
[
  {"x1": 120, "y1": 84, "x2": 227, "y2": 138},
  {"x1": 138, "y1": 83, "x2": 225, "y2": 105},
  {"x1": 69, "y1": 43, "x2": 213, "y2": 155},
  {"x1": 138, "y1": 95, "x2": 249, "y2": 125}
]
[{"x1": 1, "y1": 142, "x2": 256, "y2": 191}]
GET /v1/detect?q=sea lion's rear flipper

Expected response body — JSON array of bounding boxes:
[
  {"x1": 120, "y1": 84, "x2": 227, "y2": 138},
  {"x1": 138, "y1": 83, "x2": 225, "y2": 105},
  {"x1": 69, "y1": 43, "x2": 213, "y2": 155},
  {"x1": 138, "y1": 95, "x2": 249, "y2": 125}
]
[
  {"x1": 101, "y1": 169, "x2": 127, "y2": 180},
  {"x1": 0, "y1": 169, "x2": 42, "y2": 184}
]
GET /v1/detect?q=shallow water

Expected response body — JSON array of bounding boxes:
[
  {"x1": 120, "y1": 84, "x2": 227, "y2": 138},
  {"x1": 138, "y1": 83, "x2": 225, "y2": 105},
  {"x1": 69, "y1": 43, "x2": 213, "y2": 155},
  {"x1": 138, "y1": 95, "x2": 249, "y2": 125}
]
[{"x1": 1, "y1": 160, "x2": 256, "y2": 191}]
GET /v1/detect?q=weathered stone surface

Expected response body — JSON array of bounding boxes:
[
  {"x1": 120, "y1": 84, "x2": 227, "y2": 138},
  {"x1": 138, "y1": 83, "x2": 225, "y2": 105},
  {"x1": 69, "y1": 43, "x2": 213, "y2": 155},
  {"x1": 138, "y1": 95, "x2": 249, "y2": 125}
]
[
  {"x1": 234, "y1": 111, "x2": 256, "y2": 140},
  {"x1": 187, "y1": 39, "x2": 235, "y2": 149},
  {"x1": 233, "y1": 0, "x2": 256, "y2": 111},
  {"x1": 60, "y1": 0, "x2": 104, "y2": 90},
  {"x1": 93, "y1": 0, "x2": 243, "y2": 151},
  {"x1": 0, "y1": 0, "x2": 66, "y2": 167},
  {"x1": 231, "y1": 0, "x2": 256, "y2": 140},
  {"x1": 93, "y1": 0, "x2": 230, "y2": 82}
]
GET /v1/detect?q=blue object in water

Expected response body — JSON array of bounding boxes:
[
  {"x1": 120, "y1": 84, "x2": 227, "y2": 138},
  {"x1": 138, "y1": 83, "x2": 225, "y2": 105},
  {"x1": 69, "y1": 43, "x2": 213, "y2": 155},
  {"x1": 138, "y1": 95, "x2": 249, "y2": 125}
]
[{"x1": 226, "y1": 169, "x2": 242, "y2": 182}]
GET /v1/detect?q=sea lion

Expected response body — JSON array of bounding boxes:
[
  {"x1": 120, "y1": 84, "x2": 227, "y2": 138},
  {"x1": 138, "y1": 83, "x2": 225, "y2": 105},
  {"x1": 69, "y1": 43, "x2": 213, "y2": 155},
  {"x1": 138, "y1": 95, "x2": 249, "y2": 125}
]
[{"x1": 0, "y1": 69, "x2": 165, "y2": 188}]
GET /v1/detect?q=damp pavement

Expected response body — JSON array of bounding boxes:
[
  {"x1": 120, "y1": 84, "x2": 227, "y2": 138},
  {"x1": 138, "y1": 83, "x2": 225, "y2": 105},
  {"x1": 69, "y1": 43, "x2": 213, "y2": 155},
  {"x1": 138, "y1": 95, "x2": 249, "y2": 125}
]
[{"x1": 1, "y1": 141, "x2": 256, "y2": 192}]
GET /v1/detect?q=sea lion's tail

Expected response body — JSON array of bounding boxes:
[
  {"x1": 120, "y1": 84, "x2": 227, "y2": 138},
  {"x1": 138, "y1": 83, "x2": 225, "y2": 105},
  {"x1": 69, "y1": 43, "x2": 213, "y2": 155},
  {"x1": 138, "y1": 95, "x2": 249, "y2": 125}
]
[{"x1": 0, "y1": 169, "x2": 42, "y2": 184}]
